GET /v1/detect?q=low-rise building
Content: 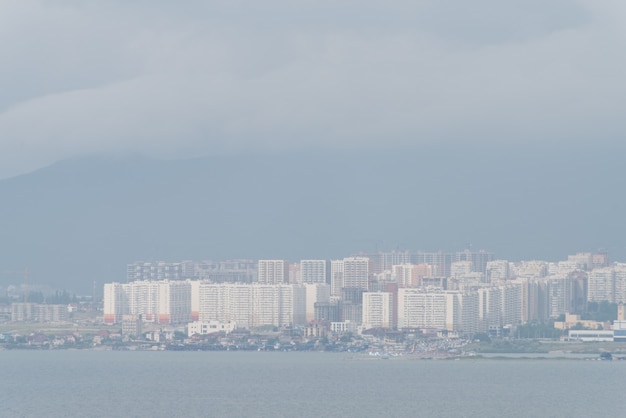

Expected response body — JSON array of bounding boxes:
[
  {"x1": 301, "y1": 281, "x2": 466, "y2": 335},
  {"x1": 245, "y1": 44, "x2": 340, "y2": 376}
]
[{"x1": 188, "y1": 320, "x2": 237, "y2": 336}]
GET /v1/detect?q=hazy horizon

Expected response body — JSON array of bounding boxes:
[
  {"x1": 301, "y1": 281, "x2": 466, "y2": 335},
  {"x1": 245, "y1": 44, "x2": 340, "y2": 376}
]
[
  {"x1": 2, "y1": 1, "x2": 626, "y2": 293},
  {"x1": 1, "y1": 144, "x2": 625, "y2": 293}
]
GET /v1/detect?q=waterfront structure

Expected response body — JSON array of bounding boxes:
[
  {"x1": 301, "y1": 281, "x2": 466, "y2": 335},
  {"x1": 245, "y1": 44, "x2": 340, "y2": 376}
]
[
  {"x1": 187, "y1": 320, "x2": 237, "y2": 336},
  {"x1": 257, "y1": 260, "x2": 289, "y2": 285},
  {"x1": 567, "y1": 329, "x2": 614, "y2": 342}
]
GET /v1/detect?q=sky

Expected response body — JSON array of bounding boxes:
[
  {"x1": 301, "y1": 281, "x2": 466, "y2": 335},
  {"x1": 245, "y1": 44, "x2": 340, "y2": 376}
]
[{"x1": 1, "y1": 0, "x2": 626, "y2": 179}]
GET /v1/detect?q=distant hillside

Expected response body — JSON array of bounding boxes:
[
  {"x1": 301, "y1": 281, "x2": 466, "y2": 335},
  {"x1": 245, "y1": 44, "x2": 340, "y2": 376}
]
[{"x1": 0, "y1": 144, "x2": 623, "y2": 293}]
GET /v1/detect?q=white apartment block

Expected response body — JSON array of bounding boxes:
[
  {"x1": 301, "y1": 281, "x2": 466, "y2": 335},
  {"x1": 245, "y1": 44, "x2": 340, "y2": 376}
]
[
  {"x1": 198, "y1": 283, "x2": 306, "y2": 328},
  {"x1": 457, "y1": 291, "x2": 480, "y2": 334},
  {"x1": 190, "y1": 280, "x2": 201, "y2": 321},
  {"x1": 567, "y1": 253, "x2": 593, "y2": 271},
  {"x1": 11, "y1": 303, "x2": 68, "y2": 322},
  {"x1": 257, "y1": 260, "x2": 289, "y2": 284},
  {"x1": 198, "y1": 283, "x2": 251, "y2": 328},
  {"x1": 615, "y1": 266, "x2": 626, "y2": 304},
  {"x1": 398, "y1": 289, "x2": 448, "y2": 330},
  {"x1": 103, "y1": 280, "x2": 192, "y2": 325},
  {"x1": 331, "y1": 320, "x2": 358, "y2": 334},
  {"x1": 188, "y1": 320, "x2": 237, "y2": 336},
  {"x1": 588, "y1": 267, "x2": 615, "y2": 303},
  {"x1": 450, "y1": 261, "x2": 473, "y2": 278},
  {"x1": 510, "y1": 261, "x2": 548, "y2": 279},
  {"x1": 342, "y1": 257, "x2": 370, "y2": 290},
  {"x1": 300, "y1": 260, "x2": 327, "y2": 284},
  {"x1": 392, "y1": 264, "x2": 420, "y2": 287},
  {"x1": 104, "y1": 282, "x2": 127, "y2": 324},
  {"x1": 586, "y1": 265, "x2": 626, "y2": 304},
  {"x1": 486, "y1": 260, "x2": 510, "y2": 282},
  {"x1": 126, "y1": 261, "x2": 184, "y2": 282},
  {"x1": 362, "y1": 292, "x2": 393, "y2": 329},
  {"x1": 477, "y1": 287, "x2": 502, "y2": 330},
  {"x1": 546, "y1": 275, "x2": 573, "y2": 318},
  {"x1": 500, "y1": 283, "x2": 523, "y2": 326}
]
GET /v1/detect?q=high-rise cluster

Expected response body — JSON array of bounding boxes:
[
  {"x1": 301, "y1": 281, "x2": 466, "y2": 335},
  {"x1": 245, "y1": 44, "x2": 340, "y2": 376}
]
[{"x1": 103, "y1": 250, "x2": 620, "y2": 336}]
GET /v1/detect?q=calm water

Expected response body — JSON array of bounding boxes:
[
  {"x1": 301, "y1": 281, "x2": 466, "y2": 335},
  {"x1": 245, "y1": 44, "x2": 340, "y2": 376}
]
[{"x1": 0, "y1": 351, "x2": 623, "y2": 417}]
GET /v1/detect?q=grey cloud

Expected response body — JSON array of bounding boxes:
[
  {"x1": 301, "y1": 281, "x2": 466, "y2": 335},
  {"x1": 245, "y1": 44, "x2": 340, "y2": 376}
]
[{"x1": 0, "y1": 0, "x2": 624, "y2": 178}]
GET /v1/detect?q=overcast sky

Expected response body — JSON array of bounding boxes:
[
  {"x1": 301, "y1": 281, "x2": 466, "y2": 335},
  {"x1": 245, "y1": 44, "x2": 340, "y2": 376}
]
[{"x1": 1, "y1": 0, "x2": 625, "y2": 179}]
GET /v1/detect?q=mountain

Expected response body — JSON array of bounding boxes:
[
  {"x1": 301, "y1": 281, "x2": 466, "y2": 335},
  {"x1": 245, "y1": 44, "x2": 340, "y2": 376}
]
[{"x1": 0, "y1": 143, "x2": 624, "y2": 293}]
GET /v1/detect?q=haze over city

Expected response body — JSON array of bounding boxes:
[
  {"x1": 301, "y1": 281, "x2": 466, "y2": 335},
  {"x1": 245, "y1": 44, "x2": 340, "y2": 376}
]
[
  {"x1": 3, "y1": 2, "x2": 626, "y2": 417},
  {"x1": 1, "y1": 1, "x2": 626, "y2": 293}
]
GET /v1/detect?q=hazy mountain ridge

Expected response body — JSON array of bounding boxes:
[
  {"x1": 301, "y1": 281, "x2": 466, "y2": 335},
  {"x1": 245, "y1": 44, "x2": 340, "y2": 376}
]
[{"x1": 0, "y1": 144, "x2": 623, "y2": 292}]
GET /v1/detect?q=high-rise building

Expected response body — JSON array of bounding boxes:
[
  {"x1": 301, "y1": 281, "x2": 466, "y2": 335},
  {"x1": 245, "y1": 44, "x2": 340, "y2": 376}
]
[
  {"x1": 397, "y1": 289, "x2": 448, "y2": 330},
  {"x1": 330, "y1": 260, "x2": 344, "y2": 297},
  {"x1": 567, "y1": 253, "x2": 593, "y2": 271},
  {"x1": 362, "y1": 292, "x2": 393, "y2": 329},
  {"x1": 592, "y1": 252, "x2": 609, "y2": 270},
  {"x1": 103, "y1": 280, "x2": 192, "y2": 325},
  {"x1": 126, "y1": 261, "x2": 184, "y2": 282},
  {"x1": 257, "y1": 260, "x2": 289, "y2": 285},
  {"x1": 361, "y1": 251, "x2": 412, "y2": 274},
  {"x1": 614, "y1": 266, "x2": 626, "y2": 304},
  {"x1": 588, "y1": 267, "x2": 615, "y2": 303},
  {"x1": 412, "y1": 251, "x2": 452, "y2": 277},
  {"x1": 197, "y1": 283, "x2": 305, "y2": 328},
  {"x1": 392, "y1": 264, "x2": 423, "y2": 287},
  {"x1": 455, "y1": 250, "x2": 494, "y2": 274},
  {"x1": 546, "y1": 275, "x2": 573, "y2": 318},
  {"x1": 304, "y1": 284, "x2": 331, "y2": 323},
  {"x1": 451, "y1": 261, "x2": 473, "y2": 278},
  {"x1": 342, "y1": 257, "x2": 370, "y2": 291},
  {"x1": 300, "y1": 260, "x2": 328, "y2": 284},
  {"x1": 486, "y1": 260, "x2": 510, "y2": 282}
]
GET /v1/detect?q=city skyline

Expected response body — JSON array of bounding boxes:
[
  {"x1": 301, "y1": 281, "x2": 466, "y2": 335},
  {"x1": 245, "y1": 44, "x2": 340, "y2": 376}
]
[
  {"x1": 100, "y1": 249, "x2": 626, "y2": 342},
  {"x1": 3, "y1": 2, "x2": 626, "y2": 416}
]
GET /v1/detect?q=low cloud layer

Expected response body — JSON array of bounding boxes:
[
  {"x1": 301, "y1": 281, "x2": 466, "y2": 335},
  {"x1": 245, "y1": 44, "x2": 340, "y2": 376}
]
[{"x1": 1, "y1": 0, "x2": 625, "y2": 178}]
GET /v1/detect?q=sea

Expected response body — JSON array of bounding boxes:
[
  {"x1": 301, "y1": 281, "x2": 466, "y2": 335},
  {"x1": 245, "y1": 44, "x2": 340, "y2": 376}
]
[{"x1": 1, "y1": 351, "x2": 623, "y2": 417}]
